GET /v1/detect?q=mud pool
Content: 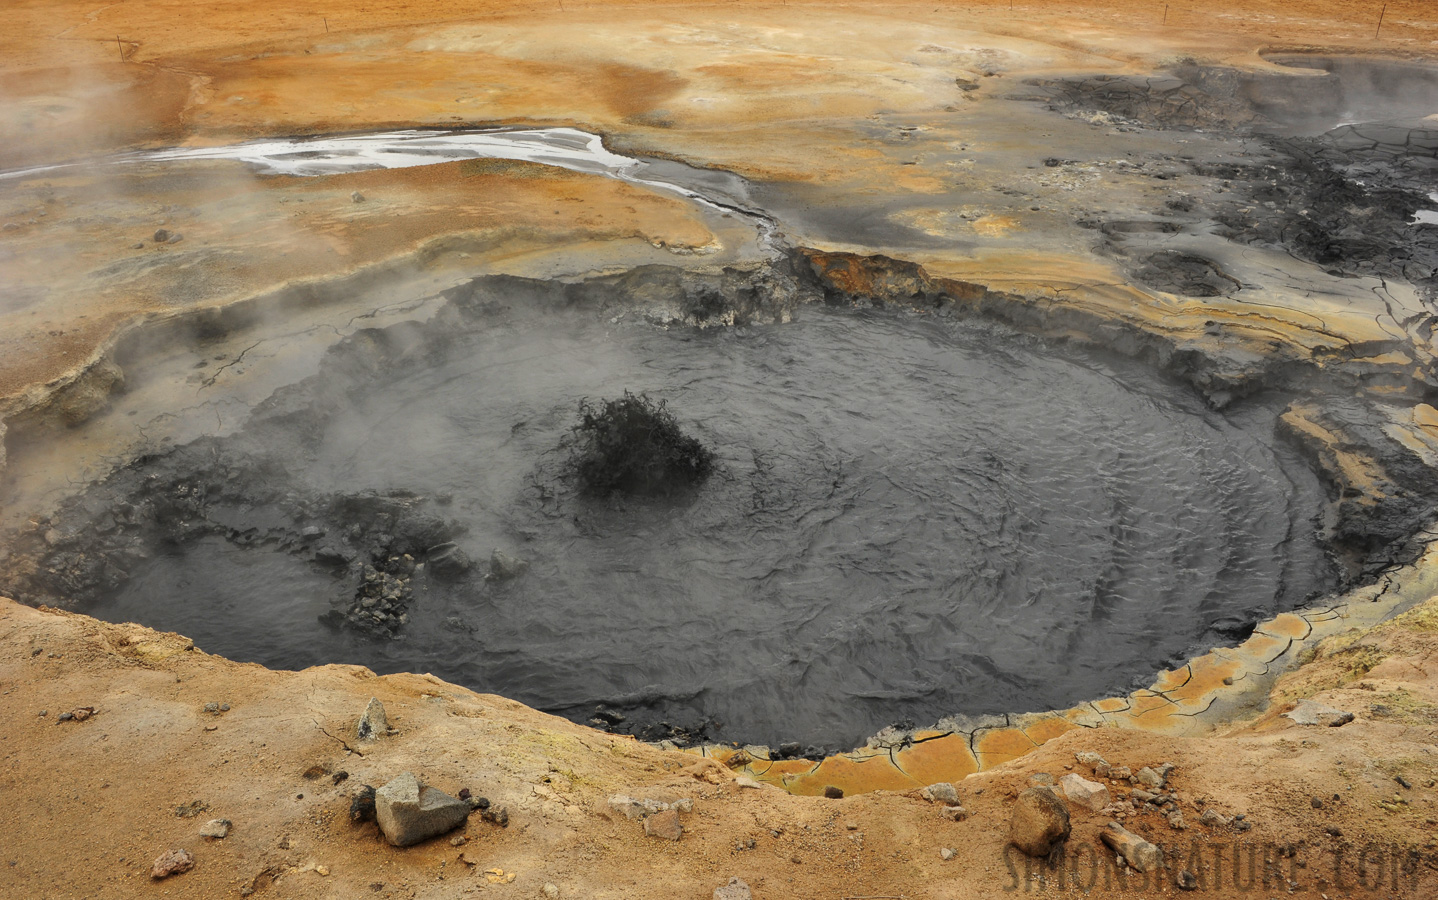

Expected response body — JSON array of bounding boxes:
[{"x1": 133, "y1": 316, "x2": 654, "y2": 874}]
[{"x1": 15, "y1": 290, "x2": 1336, "y2": 750}]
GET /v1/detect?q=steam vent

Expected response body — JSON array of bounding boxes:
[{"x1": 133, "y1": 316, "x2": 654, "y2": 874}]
[{"x1": 5, "y1": 1, "x2": 1438, "y2": 897}]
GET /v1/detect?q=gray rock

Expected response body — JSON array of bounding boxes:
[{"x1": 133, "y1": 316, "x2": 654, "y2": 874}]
[
  {"x1": 1101, "y1": 821, "x2": 1162, "y2": 872},
  {"x1": 489, "y1": 549, "x2": 529, "y2": 580},
  {"x1": 427, "y1": 542, "x2": 471, "y2": 580},
  {"x1": 1059, "y1": 773, "x2": 1110, "y2": 812},
  {"x1": 1110, "y1": 765, "x2": 1132, "y2": 780},
  {"x1": 1283, "y1": 699, "x2": 1354, "y2": 727},
  {"x1": 167, "y1": 232, "x2": 183, "y2": 244},
  {"x1": 1199, "y1": 808, "x2": 1230, "y2": 827},
  {"x1": 644, "y1": 807, "x2": 683, "y2": 841},
  {"x1": 940, "y1": 847, "x2": 956, "y2": 860},
  {"x1": 714, "y1": 877, "x2": 752, "y2": 900},
  {"x1": 921, "y1": 782, "x2": 960, "y2": 805},
  {"x1": 375, "y1": 772, "x2": 471, "y2": 847},
  {"x1": 351, "y1": 191, "x2": 365, "y2": 203},
  {"x1": 1135, "y1": 766, "x2": 1165, "y2": 789},
  {"x1": 1027, "y1": 773, "x2": 1055, "y2": 787},
  {"x1": 1009, "y1": 786, "x2": 1071, "y2": 857},
  {"x1": 1176, "y1": 870, "x2": 1199, "y2": 891},
  {"x1": 940, "y1": 805, "x2": 969, "y2": 821},
  {"x1": 356, "y1": 697, "x2": 392, "y2": 741},
  {"x1": 199, "y1": 819, "x2": 231, "y2": 839},
  {"x1": 154, "y1": 228, "x2": 170, "y2": 243},
  {"x1": 543, "y1": 885, "x2": 560, "y2": 899}
]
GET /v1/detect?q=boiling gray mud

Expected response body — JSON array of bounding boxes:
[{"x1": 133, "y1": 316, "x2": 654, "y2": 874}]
[{"x1": 73, "y1": 296, "x2": 1333, "y2": 750}]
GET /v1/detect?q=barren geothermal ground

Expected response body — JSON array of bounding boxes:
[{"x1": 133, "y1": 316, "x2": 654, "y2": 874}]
[{"x1": 5, "y1": 1, "x2": 1438, "y2": 898}]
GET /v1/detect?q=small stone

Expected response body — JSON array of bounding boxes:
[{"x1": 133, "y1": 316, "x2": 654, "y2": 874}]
[
  {"x1": 375, "y1": 773, "x2": 471, "y2": 846},
  {"x1": 150, "y1": 849, "x2": 194, "y2": 879},
  {"x1": 1027, "y1": 773, "x2": 1055, "y2": 787},
  {"x1": 713, "y1": 877, "x2": 751, "y2": 900},
  {"x1": 921, "y1": 782, "x2": 960, "y2": 805},
  {"x1": 734, "y1": 775, "x2": 762, "y2": 789},
  {"x1": 203, "y1": 702, "x2": 219, "y2": 714},
  {"x1": 450, "y1": 835, "x2": 467, "y2": 846},
  {"x1": 302, "y1": 765, "x2": 329, "y2": 780},
  {"x1": 489, "y1": 548, "x2": 529, "y2": 580},
  {"x1": 427, "y1": 542, "x2": 471, "y2": 580},
  {"x1": 479, "y1": 806, "x2": 508, "y2": 827},
  {"x1": 131, "y1": 242, "x2": 144, "y2": 250},
  {"x1": 1110, "y1": 766, "x2": 1132, "y2": 780},
  {"x1": 543, "y1": 884, "x2": 561, "y2": 899},
  {"x1": 1167, "y1": 809, "x2": 1187, "y2": 830},
  {"x1": 1135, "y1": 767, "x2": 1165, "y2": 790},
  {"x1": 1176, "y1": 870, "x2": 1199, "y2": 891},
  {"x1": 1283, "y1": 699, "x2": 1354, "y2": 727},
  {"x1": 350, "y1": 785, "x2": 377, "y2": 823},
  {"x1": 199, "y1": 819, "x2": 231, "y2": 839},
  {"x1": 1009, "y1": 787, "x2": 1070, "y2": 857},
  {"x1": 1074, "y1": 751, "x2": 1108, "y2": 769},
  {"x1": 1396, "y1": 775, "x2": 1412, "y2": 789},
  {"x1": 315, "y1": 865, "x2": 330, "y2": 877},
  {"x1": 940, "y1": 847, "x2": 956, "y2": 861},
  {"x1": 940, "y1": 805, "x2": 969, "y2": 821},
  {"x1": 167, "y1": 232, "x2": 183, "y2": 244},
  {"x1": 644, "y1": 808, "x2": 683, "y2": 841},
  {"x1": 37, "y1": 710, "x2": 46, "y2": 717},
  {"x1": 1059, "y1": 773, "x2": 1110, "y2": 813},
  {"x1": 823, "y1": 786, "x2": 844, "y2": 799},
  {"x1": 356, "y1": 697, "x2": 392, "y2": 741},
  {"x1": 351, "y1": 191, "x2": 365, "y2": 203},
  {"x1": 1311, "y1": 797, "x2": 1323, "y2": 809},
  {"x1": 154, "y1": 228, "x2": 170, "y2": 243},
  {"x1": 1199, "y1": 808, "x2": 1230, "y2": 827}
]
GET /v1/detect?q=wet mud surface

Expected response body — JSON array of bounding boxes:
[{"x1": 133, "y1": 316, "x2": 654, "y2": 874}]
[
  {"x1": 0, "y1": 260, "x2": 1338, "y2": 750},
  {"x1": 1032, "y1": 56, "x2": 1438, "y2": 307}
]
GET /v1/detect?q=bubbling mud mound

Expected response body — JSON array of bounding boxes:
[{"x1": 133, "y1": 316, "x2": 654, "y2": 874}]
[{"x1": 0, "y1": 262, "x2": 1337, "y2": 750}]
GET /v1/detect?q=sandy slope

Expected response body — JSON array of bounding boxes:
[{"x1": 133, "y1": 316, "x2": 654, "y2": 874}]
[{"x1": 0, "y1": 594, "x2": 1435, "y2": 898}]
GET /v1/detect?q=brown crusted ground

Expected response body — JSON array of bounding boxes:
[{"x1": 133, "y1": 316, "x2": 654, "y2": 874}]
[{"x1": 0, "y1": 593, "x2": 1435, "y2": 899}]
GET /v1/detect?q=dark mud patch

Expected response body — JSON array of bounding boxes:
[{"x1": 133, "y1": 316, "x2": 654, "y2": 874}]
[
  {"x1": 0, "y1": 257, "x2": 1343, "y2": 750},
  {"x1": 1130, "y1": 250, "x2": 1241, "y2": 298}
]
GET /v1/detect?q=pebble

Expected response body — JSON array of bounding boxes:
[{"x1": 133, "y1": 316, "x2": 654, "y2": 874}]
[
  {"x1": 940, "y1": 805, "x2": 969, "y2": 821},
  {"x1": 1176, "y1": 869, "x2": 1199, "y2": 891},
  {"x1": 940, "y1": 847, "x2": 956, "y2": 861},
  {"x1": 37, "y1": 710, "x2": 46, "y2": 717},
  {"x1": 150, "y1": 849, "x2": 194, "y2": 879},
  {"x1": 199, "y1": 819, "x2": 231, "y2": 840},
  {"x1": 823, "y1": 786, "x2": 844, "y2": 799},
  {"x1": 543, "y1": 885, "x2": 560, "y2": 899},
  {"x1": 713, "y1": 877, "x2": 751, "y2": 900},
  {"x1": 921, "y1": 782, "x2": 960, "y2": 805},
  {"x1": 351, "y1": 191, "x2": 365, "y2": 203}
]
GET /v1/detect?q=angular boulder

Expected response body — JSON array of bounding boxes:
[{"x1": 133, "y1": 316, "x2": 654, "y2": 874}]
[
  {"x1": 1009, "y1": 786, "x2": 1071, "y2": 857},
  {"x1": 1058, "y1": 773, "x2": 1110, "y2": 812},
  {"x1": 375, "y1": 772, "x2": 472, "y2": 847}
]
